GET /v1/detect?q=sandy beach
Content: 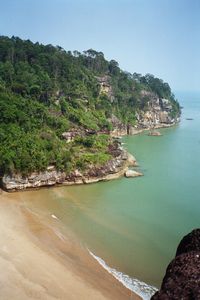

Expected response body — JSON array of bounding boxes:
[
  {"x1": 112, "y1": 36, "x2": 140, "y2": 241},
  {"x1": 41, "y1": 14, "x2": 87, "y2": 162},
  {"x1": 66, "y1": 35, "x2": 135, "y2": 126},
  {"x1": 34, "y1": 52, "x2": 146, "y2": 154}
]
[{"x1": 0, "y1": 190, "x2": 141, "y2": 300}]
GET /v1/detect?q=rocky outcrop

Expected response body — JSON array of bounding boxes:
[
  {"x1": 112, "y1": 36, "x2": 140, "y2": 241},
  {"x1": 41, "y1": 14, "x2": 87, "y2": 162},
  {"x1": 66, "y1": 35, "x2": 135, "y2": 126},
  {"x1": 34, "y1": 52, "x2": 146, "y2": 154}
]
[
  {"x1": 109, "y1": 91, "x2": 180, "y2": 137},
  {"x1": 95, "y1": 76, "x2": 180, "y2": 136},
  {"x1": 95, "y1": 78, "x2": 180, "y2": 135},
  {"x1": 136, "y1": 93, "x2": 180, "y2": 129},
  {"x1": 151, "y1": 229, "x2": 200, "y2": 299},
  {"x1": 124, "y1": 169, "x2": 143, "y2": 178},
  {"x1": 96, "y1": 75, "x2": 114, "y2": 102},
  {"x1": 176, "y1": 229, "x2": 200, "y2": 256},
  {"x1": 148, "y1": 131, "x2": 162, "y2": 136},
  {"x1": 108, "y1": 114, "x2": 143, "y2": 136},
  {"x1": 109, "y1": 114, "x2": 129, "y2": 136},
  {"x1": 2, "y1": 169, "x2": 66, "y2": 191},
  {"x1": 2, "y1": 149, "x2": 139, "y2": 192},
  {"x1": 62, "y1": 128, "x2": 93, "y2": 142}
]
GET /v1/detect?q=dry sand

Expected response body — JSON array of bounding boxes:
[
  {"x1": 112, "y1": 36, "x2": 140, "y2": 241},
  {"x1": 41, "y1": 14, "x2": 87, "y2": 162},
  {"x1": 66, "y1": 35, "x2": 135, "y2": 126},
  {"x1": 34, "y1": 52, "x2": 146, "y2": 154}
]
[{"x1": 0, "y1": 191, "x2": 141, "y2": 300}]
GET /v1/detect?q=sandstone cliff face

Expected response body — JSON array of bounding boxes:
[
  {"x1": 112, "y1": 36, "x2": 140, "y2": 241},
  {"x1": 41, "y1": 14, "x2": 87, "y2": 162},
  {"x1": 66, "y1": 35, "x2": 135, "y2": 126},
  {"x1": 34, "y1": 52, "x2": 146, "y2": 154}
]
[
  {"x1": 2, "y1": 149, "x2": 138, "y2": 191},
  {"x1": 104, "y1": 89, "x2": 180, "y2": 136},
  {"x1": 151, "y1": 229, "x2": 200, "y2": 300},
  {"x1": 96, "y1": 77, "x2": 180, "y2": 136},
  {"x1": 135, "y1": 91, "x2": 180, "y2": 129},
  {"x1": 109, "y1": 114, "x2": 129, "y2": 136},
  {"x1": 96, "y1": 75, "x2": 114, "y2": 102}
]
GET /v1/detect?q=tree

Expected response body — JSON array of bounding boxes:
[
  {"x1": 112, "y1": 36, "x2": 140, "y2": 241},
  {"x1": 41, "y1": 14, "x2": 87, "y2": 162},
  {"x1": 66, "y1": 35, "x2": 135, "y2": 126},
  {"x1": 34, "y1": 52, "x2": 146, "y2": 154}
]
[{"x1": 108, "y1": 60, "x2": 119, "y2": 75}]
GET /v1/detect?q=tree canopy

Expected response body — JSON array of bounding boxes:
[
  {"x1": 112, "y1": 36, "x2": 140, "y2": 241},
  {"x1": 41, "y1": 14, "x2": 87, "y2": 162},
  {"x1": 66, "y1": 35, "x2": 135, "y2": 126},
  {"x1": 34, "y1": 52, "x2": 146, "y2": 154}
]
[{"x1": 0, "y1": 35, "x2": 180, "y2": 175}]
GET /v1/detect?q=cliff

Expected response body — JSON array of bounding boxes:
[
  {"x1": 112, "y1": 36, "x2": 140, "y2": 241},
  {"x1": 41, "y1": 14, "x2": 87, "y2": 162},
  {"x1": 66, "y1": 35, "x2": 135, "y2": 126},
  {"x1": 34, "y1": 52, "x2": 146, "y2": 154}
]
[
  {"x1": 2, "y1": 145, "x2": 141, "y2": 191},
  {"x1": 95, "y1": 76, "x2": 180, "y2": 136},
  {"x1": 109, "y1": 93, "x2": 180, "y2": 136},
  {"x1": 151, "y1": 229, "x2": 200, "y2": 299},
  {"x1": 136, "y1": 92, "x2": 180, "y2": 128},
  {"x1": 0, "y1": 36, "x2": 180, "y2": 190}
]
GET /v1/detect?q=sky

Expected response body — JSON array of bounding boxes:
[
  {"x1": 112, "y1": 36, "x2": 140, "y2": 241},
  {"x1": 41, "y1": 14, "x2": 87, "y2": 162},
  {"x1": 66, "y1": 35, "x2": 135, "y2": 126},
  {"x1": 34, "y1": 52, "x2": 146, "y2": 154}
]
[{"x1": 0, "y1": 0, "x2": 200, "y2": 92}]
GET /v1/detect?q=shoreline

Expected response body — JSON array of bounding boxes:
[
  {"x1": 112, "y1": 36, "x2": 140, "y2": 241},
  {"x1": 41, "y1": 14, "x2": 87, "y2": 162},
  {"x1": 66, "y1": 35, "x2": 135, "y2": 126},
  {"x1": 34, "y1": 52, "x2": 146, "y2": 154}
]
[
  {"x1": 2, "y1": 151, "x2": 141, "y2": 192},
  {"x1": 0, "y1": 192, "x2": 141, "y2": 300},
  {"x1": 111, "y1": 122, "x2": 179, "y2": 137},
  {"x1": 1, "y1": 122, "x2": 178, "y2": 193},
  {"x1": 0, "y1": 122, "x2": 178, "y2": 299}
]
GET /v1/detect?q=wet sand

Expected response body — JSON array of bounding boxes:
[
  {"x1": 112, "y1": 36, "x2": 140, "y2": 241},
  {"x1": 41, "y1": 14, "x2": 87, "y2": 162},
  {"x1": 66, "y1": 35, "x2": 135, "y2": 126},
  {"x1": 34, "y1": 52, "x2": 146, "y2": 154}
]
[{"x1": 0, "y1": 191, "x2": 141, "y2": 300}]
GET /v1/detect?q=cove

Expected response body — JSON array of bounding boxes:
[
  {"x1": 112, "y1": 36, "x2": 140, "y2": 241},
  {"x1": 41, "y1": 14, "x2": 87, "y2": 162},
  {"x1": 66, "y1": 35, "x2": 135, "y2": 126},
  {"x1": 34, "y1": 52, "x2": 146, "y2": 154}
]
[{"x1": 23, "y1": 92, "x2": 200, "y2": 290}]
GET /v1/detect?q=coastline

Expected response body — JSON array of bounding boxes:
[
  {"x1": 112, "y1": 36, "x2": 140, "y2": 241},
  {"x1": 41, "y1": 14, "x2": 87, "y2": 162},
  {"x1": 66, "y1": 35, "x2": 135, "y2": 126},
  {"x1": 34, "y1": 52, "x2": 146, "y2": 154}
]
[
  {"x1": 0, "y1": 191, "x2": 141, "y2": 300},
  {"x1": 111, "y1": 122, "x2": 179, "y2": 137},
  {"x1": 2, "y1": 151, "x2": 141, "y2": 192},
  {"x1": 0, "y1": 122, "x2": 179, "y2": 299},
  {"x1": 1, "y1": 121, "x2": 179, "y2": 192}
]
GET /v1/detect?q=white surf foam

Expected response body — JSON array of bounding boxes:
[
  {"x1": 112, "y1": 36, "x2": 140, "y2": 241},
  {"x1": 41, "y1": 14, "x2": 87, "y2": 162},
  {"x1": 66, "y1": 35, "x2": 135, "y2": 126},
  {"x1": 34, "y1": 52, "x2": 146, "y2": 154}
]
[{"x1": 88, "y1": 250, "x2": 157, "y2": 300}]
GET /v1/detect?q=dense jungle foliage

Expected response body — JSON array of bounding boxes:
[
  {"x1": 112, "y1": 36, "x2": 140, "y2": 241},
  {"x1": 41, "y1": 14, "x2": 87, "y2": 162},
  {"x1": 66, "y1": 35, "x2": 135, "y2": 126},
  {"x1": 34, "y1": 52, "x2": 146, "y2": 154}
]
[{"x1": 0, "y1": 36, "x2": 180, "y2": 175}]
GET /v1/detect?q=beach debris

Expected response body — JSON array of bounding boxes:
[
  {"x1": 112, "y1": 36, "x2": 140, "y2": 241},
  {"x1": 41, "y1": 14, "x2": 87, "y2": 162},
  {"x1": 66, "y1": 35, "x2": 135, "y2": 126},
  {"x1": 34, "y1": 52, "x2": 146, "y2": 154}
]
[{"x1": 51, "y1": 214, "x2": 58, "y2": 219}]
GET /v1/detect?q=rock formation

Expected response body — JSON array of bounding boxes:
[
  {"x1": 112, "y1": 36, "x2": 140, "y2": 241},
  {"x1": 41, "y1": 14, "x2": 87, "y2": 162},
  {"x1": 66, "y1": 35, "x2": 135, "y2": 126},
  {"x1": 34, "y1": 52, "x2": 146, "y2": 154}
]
[
  {"x1": 124, "y1": 169, "x2": 143, "y2": 178},
  {"x1": 2, "y1": 149, "x2": 139, "y2": 191},
  {"x1": 107, "y1": 91, "x2": 180, "y2": 137},
  {"x1": 148, "y1": 131, "x2": 162, "y2": 136},
  {"x1": 96, "y1": 75, "x2": 114, "y2": 102},
  {"x1": 151, "y1": 229, "x2": 200, "y2": 299},
  {"x1": 95, "y1": 75, "x2": 180, "y2": 137},
  {"x1": 136, "y1": 94, "x2": 180, "y2": 129}
]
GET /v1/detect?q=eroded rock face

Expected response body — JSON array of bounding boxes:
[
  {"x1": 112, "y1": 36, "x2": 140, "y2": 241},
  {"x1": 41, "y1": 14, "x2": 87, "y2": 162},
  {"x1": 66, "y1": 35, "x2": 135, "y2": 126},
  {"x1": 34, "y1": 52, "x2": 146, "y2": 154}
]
[
  {"x1": 110, "y1": 93, "x2": 180, "y2": 136},
  {"x1": 151, "y1": 229, "x2": 200, "y2": 300},
  {"x1": 136, "y1": 94, "x2": 180, "y2": 129},
  {"x1": 109, "y1": 114, "x2": 128, "y2": 136},
  {"x1": 2, "y1": 150, "x2": 139, "y2": 191},
  {"x1": 2, "y1": 170, "x2": 66, "y2": 191},
  {"x1": 96, "y1": 75, "x2": 114, "y2": 102}
]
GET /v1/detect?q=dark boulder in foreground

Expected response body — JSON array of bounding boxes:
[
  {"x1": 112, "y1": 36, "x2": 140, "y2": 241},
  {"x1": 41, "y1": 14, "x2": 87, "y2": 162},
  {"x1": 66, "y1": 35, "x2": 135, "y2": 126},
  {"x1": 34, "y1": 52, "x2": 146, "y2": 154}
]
[
  {"x1": 176, "y1": 229, "x2": 200, "y2": 256},
  {"x1": 151, "y1": 229, "x2": 200, "y2": 300}
]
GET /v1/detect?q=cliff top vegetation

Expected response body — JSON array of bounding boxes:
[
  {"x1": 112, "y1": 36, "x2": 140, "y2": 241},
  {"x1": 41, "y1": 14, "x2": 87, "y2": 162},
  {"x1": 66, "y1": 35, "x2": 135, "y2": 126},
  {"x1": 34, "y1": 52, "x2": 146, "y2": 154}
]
[{"x1": 0, "y1": 36, "x2": 180, "y2": 176}]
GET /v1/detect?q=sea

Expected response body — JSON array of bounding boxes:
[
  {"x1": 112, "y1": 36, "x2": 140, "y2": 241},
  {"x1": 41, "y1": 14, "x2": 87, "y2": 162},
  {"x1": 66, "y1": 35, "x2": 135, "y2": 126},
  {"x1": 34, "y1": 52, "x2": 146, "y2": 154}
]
[{"x1": 22, "y1": 91, "x2": 200, "y2": 299}]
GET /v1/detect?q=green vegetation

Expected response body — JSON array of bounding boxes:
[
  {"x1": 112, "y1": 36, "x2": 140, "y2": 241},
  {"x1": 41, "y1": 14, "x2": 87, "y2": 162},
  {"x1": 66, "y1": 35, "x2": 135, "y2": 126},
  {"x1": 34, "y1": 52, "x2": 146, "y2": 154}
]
[
  {"x1": 0, "y1": 36, "x2": 180, "y2": 176},
  {"x1": 73, "y1": 134, "x2": 112, "y2": 171}
]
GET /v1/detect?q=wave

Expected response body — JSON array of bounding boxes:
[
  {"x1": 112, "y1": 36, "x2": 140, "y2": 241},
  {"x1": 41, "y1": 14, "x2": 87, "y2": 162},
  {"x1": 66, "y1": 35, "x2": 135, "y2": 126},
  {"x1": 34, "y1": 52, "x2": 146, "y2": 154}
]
[{"x1": 88, "y1": 249, "x2": 157, "y2": 300}]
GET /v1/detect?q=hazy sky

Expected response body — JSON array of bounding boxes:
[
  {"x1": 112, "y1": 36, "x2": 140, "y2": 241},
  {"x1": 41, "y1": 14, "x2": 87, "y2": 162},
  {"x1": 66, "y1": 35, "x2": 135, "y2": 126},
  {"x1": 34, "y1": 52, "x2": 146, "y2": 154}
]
[{"x1": 0, "y1": 0, "x2": 199, "y2": 92}]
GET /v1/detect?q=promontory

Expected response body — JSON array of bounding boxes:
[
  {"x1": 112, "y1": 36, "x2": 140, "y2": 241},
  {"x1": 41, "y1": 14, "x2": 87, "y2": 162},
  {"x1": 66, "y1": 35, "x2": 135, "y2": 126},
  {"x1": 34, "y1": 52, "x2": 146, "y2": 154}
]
[{"x1": 0, "y1": 36, "x2": 180, "y2": 191}]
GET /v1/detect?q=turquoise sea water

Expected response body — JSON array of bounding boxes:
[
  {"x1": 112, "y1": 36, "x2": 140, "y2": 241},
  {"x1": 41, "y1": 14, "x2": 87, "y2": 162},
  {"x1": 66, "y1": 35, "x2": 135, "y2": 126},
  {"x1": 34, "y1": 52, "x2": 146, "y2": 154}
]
[{"x1": 23, "y1": 92, "x2": 200, "y2": 296}]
